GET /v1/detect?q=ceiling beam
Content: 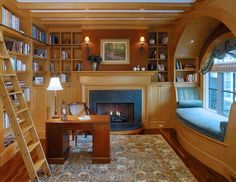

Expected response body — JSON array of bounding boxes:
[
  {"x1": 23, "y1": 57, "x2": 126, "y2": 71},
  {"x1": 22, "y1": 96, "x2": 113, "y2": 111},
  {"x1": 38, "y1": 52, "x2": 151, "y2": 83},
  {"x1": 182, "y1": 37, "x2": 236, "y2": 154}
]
[
  {"x1": 30, "y1": 12, "x2": 182, "y2": 18},
  {"x1": 17, "y1": 2, "x2": 194, "y2": 11}
]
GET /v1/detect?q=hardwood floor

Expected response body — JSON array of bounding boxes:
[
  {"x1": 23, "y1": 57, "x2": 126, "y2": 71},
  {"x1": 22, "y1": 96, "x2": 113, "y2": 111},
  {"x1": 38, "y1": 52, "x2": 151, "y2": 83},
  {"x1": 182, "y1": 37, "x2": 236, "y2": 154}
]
[{"x1": 0, "y1": 129, "x2": 228, "y2": 182}]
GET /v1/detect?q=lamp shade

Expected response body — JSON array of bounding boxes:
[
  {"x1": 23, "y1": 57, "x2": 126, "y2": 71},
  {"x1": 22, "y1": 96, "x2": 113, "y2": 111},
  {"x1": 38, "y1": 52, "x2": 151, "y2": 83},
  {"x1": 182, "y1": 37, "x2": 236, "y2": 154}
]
[
  {"x1": 85, "y1": 36, "x2": 90, "y2": 43},
  {"x1": 47, "y1": 77, "x2": 63, "y2": 91}
]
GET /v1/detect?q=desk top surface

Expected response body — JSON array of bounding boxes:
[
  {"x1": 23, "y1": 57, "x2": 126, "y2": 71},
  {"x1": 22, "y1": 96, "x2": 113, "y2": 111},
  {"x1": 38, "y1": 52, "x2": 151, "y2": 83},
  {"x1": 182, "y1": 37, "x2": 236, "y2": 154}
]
[{"x1": 46, "y1": 115, "x2": 110, "y2": 124}]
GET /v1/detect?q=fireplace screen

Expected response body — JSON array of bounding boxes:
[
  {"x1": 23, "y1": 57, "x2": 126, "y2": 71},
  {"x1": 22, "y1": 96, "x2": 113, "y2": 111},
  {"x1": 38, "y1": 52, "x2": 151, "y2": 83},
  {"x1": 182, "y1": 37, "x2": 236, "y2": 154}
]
[{"x1": 96, "y1": 103, "x2": 134, "y2": 123}]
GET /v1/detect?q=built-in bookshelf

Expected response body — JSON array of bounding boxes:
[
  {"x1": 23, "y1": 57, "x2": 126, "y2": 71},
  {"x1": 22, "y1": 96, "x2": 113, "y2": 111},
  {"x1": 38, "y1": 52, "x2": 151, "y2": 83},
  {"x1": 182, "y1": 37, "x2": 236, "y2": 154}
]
[
  {"x1": 0, "y1": 24, "x2": 32, "y2": 166},
  {"x1": 175, "y1": 57, "x2": 198, "y2": 83},
  {"x1": 49, "y1": 31, "x2": 82, "y2": 83},
  {"x1": 148, "y1": 31, "x2": 169, "y2": 82}
]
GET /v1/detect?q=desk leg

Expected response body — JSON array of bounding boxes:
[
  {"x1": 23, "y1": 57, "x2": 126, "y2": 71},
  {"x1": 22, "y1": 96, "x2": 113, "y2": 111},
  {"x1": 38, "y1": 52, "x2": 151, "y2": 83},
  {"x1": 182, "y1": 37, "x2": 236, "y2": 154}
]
[{"x1": 92, "y1": 123, "x2": 110, "y2": 164}]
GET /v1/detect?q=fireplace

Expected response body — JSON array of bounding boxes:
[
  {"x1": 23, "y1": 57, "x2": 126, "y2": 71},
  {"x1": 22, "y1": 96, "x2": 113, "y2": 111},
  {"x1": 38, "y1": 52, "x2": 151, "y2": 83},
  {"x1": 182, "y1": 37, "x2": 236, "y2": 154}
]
[
  {"x1": 96, "y1": 103, "x2": 134, "y2": 123},
  {"x1": 89, "y1": 90, "x2": 142, "y2": 131}
]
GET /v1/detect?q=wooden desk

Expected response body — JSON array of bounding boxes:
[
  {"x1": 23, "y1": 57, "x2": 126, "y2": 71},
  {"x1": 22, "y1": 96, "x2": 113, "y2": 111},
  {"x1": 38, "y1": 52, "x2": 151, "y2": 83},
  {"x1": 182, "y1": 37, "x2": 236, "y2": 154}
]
[{"x1": 46, "y1": 115, "x2": 110, "y2": 164}]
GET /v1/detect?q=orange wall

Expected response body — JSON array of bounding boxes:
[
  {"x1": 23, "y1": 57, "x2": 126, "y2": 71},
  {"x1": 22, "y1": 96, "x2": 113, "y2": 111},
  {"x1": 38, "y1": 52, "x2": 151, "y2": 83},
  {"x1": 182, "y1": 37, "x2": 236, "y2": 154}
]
[{"x1": 81, "y1": 29, "x2": 148, "y2": 71}]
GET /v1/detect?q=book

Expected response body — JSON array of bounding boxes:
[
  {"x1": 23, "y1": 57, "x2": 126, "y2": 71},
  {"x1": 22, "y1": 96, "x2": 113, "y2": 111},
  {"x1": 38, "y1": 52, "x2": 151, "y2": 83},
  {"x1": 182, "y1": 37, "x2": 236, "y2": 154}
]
[{"x1": 2, "y1": 7, "x2": 20, "y2": 31}]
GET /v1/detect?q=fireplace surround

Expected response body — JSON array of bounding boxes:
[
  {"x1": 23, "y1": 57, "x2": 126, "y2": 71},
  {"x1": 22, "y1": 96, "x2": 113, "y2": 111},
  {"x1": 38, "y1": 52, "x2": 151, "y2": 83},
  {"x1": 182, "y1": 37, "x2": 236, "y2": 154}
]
[{"x1": 89, "y1": 90, "x2": 142, "y2": 131}]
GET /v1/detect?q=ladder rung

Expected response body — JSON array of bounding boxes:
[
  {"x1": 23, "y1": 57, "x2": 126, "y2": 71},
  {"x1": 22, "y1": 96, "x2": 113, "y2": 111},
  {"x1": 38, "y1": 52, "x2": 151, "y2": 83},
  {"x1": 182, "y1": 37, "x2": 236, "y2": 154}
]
[
  {"x1": 16, "y1": 108, "x2": 28, "y2": 115},
  {"x1": 22, "y1": 125, "x2": 34, "y2": 133},
  {"x1": 2, "y1": 73, "x2": 16, "y2": 77},
  {"x1": 34, "y1": 158, "x2": 46, "y2": 172},
  {"x1": 0, "y1": 55, "x2": 9, "y2": 59},
  {"x1": 9, "y1": 91, "x2": 22, "y2": 96},
  {"x1": 28, "y1": 141, "x2": 40, "y2": 153},
  {"x1": 18, "y1": 118, "x2": 26, "y2": 124}
]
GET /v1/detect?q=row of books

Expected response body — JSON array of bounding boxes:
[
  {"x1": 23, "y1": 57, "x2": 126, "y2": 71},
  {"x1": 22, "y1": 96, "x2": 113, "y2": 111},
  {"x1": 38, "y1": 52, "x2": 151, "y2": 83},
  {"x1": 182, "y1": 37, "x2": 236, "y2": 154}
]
[
  {"x1": 5, "y1": 39, "x2": 30, "y2": 55},
  {"x1": 176, "y1": 73, "x2": 198, "y2": 82},
  {"x1": 32, "y1": 25, "x2": 47, "y2": 43},
  {"x1": 2, "y1": 7, "x2": 20, "y2": 31},
  {"x1": 9, "y1": 58, "x2": 27, "y2": 71},
  {"x1": 33, "y1": 61, "x2": 43, "y2": 72},
  {"x1": 33, "y1": 48, "x2": 47, "y2": 58},
  {"x1": 176, "y1": 61, "x2": 195, "y2": 70},
  {"x1": 33, "y1": 76, "x2": 44, "y2": 84},
  {"x1": 61, "y1": 73, "x2": 67, "y2": 82}
]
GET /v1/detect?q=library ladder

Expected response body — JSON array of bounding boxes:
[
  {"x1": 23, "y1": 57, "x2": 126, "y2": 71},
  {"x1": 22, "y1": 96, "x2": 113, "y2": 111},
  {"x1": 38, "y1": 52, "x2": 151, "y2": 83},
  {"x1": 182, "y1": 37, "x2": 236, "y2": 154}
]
[{"x1": 0, "y1": 32, "x2": 51, "y2": 181}]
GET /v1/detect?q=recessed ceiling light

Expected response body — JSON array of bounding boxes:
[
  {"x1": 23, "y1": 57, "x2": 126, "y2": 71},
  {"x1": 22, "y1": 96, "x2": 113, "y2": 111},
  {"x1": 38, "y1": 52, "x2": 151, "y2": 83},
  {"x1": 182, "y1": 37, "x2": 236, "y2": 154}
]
[
  {"x1": 17, "y1": 0, "x2": 196, "y2": 3},
  {"x1": 190, "y1": 40, "x2": 195, "y2": 43},
  {"x1": 31, "y1": 10, "x2": 184, "y2": 13}
]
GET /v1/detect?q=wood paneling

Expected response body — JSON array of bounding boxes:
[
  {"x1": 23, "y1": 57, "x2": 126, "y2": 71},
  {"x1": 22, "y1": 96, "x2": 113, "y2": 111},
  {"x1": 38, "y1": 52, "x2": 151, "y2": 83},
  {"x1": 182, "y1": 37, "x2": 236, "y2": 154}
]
[{"x1": 148, "y1": 82, "x2": 175, "y2": 128}]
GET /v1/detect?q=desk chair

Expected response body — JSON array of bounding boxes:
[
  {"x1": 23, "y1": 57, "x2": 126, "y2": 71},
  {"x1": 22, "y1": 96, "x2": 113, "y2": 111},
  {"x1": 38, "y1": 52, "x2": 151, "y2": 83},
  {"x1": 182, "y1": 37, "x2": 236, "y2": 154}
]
[{"x1": 68, "y1": 102, "x2": 91, "y2": 146}]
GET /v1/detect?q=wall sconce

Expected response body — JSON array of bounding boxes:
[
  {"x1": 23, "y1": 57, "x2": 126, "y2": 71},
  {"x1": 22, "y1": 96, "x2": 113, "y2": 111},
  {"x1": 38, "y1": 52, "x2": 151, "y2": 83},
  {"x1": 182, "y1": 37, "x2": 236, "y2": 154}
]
[
  {"x1": 140, "y1": 36, "x2": 145, "y2": 48},
  {"x1": 85, "y1": 36, "x2": 90, "y2": 54}
]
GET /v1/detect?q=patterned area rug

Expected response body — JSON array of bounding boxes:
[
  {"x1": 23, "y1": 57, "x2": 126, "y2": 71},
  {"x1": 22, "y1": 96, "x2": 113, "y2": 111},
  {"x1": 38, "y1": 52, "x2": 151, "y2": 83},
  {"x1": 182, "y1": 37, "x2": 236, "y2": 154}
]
[{"x1": 44, "y1": 135, "x2": 196, "y2": 182}]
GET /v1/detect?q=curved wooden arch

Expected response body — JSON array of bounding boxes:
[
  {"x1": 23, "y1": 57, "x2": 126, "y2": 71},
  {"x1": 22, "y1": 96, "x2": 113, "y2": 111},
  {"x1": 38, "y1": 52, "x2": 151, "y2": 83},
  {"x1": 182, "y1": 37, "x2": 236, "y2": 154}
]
[{"x1": 173, "y1": 6, "x2": 236, "y2": 58}]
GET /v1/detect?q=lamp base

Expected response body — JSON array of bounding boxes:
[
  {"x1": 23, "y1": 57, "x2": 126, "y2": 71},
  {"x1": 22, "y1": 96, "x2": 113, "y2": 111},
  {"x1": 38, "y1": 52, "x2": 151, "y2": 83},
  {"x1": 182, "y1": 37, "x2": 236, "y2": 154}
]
[{"x1": 52, "y1": 115, "x2": 60, "y2": 119}]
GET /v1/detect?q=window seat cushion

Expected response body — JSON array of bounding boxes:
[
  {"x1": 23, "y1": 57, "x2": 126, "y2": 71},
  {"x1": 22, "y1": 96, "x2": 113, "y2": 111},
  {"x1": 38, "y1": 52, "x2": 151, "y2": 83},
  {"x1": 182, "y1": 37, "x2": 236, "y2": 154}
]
[
  {"x1": 176, "y1": 108, "x2": 228, "y2": 142},
  {"x1": 177, "y1": 100, "x2": 203, "y2": 108}
]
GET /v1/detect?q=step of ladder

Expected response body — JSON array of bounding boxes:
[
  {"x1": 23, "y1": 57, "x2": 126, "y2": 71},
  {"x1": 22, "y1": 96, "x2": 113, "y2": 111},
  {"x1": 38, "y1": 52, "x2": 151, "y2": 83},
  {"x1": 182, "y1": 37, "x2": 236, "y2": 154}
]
[
  {"x1": 34, "y1": 158, "x2": 46, "y2": 172},
  {"x1": 9, "y1": 91, "x2": 22, "y2": 96},
  {"x1": 0, "y1": 31, "x2": 51, "y2": 181},
  {"x1": 22, "y1": 125, "x2": 34, "y2": 133},
  {"x1": 28, "y1": 141, "x2": 40, "y2": 153}
]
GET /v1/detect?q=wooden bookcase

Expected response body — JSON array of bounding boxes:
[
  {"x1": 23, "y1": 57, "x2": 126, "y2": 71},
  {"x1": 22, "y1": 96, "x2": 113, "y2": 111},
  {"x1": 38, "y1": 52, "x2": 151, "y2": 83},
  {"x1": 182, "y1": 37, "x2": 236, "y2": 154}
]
[
  {"x1": 148, "y1": 31, "x2": 169, "y2": 82},
  {"x1": 49, "y1": 31, "x2": 82, "y2": 83},
  {"x1": 0, "y1": 4, "x2": 33, "y2": 165},
  {"x1": 175, "y1": 57, "x2": 198, "y2": 83}
]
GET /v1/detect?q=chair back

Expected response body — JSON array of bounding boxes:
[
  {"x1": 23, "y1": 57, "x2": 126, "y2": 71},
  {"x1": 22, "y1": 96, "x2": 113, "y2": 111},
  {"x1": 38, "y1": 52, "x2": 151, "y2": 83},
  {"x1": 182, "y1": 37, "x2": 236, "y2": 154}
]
[{"x1": 68, "y1": 102, "x2": 90, "y2": 116}]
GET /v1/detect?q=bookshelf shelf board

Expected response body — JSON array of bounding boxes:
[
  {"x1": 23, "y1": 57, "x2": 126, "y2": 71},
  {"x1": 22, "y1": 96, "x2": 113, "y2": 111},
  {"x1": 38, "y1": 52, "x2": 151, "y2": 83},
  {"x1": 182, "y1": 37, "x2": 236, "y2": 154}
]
[
  {"x1": 176, "y1": 69, "x2": 196, "y2": 72},
  {"x1": 50, "y1": 44, "x2": 81, "y2": 47},
  {"x1": 50, "y1": 71, "x2": 60, "y2": 74},
  {"x1": 158, "y1": 71, "x2": 168, "y2": 73},
  {"x1": 33, "y1": 56, "x2": 47, "y2": 60},
  {"x1": 49, "y1": 59, "x2": 60, "y2": 61},
  {"x1": 72, "y1": 59, "x2": 82, "y2": 61},
  {"x1": 15, "y1": 71, "x2": 29, "y2": 74},
  {"x1": 157, "y1": 44, "x2": 168, "y2": 47},
  {"x1": 32, "y1": 39, "x2": 47, "y2": 46},
  {"x1": 1, "y1": 25, "x2": 28, "y2": 40},
  {"x1": 8, "y1": 51, "x2": 30, "y2": 57},
  {"x1": 148, "y1": 58, "x2": 157, "y2": 61},
  {"x1": 33, "y1": 71, "x2": 47, "y2": 74}
]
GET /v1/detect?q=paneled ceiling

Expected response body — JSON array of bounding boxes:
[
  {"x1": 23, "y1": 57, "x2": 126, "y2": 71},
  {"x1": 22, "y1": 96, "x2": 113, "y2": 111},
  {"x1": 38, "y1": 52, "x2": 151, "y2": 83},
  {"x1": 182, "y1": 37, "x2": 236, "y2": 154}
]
[{"x1": 15, "y1": 0, "x2": 200, "y2": 27}]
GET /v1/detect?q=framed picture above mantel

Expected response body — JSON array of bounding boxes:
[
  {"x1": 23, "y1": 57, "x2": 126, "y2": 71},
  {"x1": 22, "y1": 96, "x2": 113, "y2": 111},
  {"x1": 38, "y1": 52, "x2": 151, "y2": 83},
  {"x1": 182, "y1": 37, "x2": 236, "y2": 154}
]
[{"x1": 100, "y1": 39, "x2": 130, "y2": 64}]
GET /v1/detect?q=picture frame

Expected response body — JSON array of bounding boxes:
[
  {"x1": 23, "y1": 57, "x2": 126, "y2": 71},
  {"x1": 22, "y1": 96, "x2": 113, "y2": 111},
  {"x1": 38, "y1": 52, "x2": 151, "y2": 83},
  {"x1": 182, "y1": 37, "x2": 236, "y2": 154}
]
[{"x1": 100, "y1": 39, "x2": 130, "y2": 64}]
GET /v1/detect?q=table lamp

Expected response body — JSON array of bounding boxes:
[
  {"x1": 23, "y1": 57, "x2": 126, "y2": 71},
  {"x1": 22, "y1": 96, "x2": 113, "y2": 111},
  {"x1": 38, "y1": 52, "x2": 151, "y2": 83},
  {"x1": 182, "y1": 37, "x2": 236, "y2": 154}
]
[{"x1": 47, "y1": 77, "x2": 63, "y2": 118}]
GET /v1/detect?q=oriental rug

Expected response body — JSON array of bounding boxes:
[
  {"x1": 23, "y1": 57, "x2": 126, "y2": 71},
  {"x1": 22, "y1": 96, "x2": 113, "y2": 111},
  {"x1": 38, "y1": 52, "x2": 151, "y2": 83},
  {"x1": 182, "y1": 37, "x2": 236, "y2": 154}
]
[{"x1": 44, "y1": 135, "x2": 196, "y2": 182}]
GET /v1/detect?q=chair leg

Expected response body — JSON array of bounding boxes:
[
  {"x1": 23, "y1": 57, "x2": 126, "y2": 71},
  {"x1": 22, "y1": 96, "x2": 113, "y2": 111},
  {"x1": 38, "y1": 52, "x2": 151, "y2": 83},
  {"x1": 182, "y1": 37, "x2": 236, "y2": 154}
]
[{"x1": 75, "y1": 133, "x2": 77, "y2": 146}]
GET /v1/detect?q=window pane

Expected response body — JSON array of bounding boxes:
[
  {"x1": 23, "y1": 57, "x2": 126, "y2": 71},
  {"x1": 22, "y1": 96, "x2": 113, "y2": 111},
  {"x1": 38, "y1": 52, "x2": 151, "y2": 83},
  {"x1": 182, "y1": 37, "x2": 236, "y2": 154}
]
[
  {"x1": 223, "y1": 72, "x2": 234, "y2": 92},
  {"x1": 209, "y1": 89, "x2": 217, "y2": 110},
  {"x1": 223, "y1": 92, "x2": 233, "y2": 116},
  {"x1": 209, "y1": 72, "x2": 218, "y2": 89}
]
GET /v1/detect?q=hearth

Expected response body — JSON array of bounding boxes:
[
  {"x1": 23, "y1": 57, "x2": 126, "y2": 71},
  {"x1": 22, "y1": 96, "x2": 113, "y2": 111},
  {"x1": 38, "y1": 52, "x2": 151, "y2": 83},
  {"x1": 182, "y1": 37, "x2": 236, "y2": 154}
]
[{"x1": 89, "y1": 90, "x2": 142, "y2": 131}]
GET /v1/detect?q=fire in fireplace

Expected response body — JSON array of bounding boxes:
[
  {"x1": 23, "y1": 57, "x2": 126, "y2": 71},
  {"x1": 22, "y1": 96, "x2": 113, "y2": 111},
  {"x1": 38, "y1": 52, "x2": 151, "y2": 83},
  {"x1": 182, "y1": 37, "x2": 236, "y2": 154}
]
[{"x1": 96, "y1": 103, "x2": 134, "y2": 123}]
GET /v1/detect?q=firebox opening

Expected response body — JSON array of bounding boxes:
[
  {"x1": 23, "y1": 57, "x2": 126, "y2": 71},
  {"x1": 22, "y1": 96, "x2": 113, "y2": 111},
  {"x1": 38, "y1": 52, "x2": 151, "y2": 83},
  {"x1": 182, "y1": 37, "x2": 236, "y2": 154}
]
[{"x1": 96, "y1": 103, "x2": 134, "y2": 123}]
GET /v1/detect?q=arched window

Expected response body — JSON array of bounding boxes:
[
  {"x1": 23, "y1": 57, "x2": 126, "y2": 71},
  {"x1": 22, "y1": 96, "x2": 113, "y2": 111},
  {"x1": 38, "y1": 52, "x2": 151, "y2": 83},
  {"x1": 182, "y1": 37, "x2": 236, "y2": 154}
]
[{"x1": 204, "y1": 39, "x2": 236, "y2": 116}]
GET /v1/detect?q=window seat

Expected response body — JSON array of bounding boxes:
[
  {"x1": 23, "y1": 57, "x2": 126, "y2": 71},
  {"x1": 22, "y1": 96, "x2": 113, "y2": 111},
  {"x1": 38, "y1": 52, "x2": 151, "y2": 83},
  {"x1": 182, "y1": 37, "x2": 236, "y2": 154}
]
[
  {"x1": 175, "y1": 86, "x2": 236, "y2": 181},
  {"x1": 176, "y1": 108, "x2": 228, "y2": 142}
]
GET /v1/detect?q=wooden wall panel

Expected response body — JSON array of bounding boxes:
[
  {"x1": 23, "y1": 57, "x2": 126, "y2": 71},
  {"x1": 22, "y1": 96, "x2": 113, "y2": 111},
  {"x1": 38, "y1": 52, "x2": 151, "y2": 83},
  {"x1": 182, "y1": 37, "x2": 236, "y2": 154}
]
[{"x1": 81, "y1": 29, "x2": 148, "y2": 71}]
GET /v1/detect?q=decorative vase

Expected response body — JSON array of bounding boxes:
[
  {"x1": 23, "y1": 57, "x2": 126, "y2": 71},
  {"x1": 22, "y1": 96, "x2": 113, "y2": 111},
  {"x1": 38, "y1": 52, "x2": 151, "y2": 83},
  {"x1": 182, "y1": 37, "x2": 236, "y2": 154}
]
[{"x1": 92, "y1": 62, "x2": 98, "y2": 71}]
